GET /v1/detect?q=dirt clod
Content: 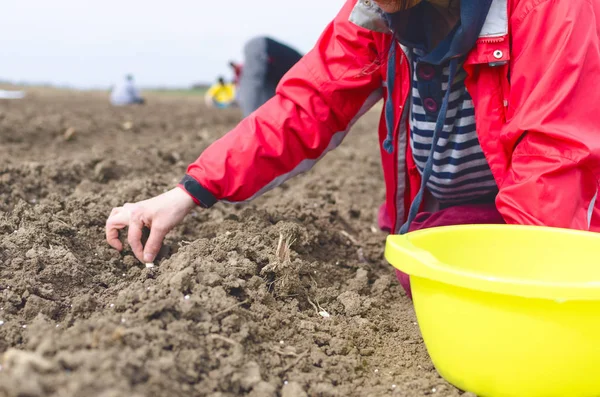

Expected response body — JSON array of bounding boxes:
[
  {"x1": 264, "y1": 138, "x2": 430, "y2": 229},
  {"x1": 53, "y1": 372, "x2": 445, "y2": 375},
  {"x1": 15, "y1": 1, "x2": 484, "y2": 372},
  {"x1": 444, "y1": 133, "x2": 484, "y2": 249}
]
[{"x1": 281, "y1": 381, "x2": 308, "y2": 397}]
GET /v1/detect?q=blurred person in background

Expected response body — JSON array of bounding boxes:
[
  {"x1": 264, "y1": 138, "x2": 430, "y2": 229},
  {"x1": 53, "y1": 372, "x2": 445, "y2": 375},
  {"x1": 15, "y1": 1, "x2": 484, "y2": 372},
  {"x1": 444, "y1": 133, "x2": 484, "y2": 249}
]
[
  {"x1": 105, "y1": 0, "x2": 600, "y2": 297},
  {"x1": 110, "y1": 74, "x2": 145, "y2": 106},
  {"x1": 236, "y1": 36, "x2": 302, "y2": 117},
  {"x1": 204, "y1": 76, "x2": 236, "y2": 109},
  {"x1": 229, "y1": 61, "x2": 243, "y2": 85}
]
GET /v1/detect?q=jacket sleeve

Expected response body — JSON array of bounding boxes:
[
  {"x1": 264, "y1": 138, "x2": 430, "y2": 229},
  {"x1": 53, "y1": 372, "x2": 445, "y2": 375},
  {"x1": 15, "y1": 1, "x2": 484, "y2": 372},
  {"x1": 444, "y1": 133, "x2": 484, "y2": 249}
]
[
  {"x1": 496, "y1": 0, "x2": 600, "y2": 230},
  {"x1": 184, "y1": 0, "x2": 383, "y2": 204}
]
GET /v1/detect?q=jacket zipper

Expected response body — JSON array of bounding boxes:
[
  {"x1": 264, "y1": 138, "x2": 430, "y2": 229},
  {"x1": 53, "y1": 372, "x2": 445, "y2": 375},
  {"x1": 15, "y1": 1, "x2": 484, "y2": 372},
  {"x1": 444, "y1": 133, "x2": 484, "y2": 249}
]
[
  {"x1": 477, "y1": 36, "x2": 505, "y2": 44},
  {"x1": 394, "y1": 42, "x2": 412, "y2": 233}
]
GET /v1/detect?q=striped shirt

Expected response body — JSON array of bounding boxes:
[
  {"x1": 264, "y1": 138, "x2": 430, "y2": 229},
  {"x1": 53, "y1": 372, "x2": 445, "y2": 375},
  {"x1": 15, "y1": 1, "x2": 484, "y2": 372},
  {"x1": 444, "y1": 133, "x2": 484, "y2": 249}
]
[{"x1": 409, "y1": 48, "x2": 498, "y2": 204}]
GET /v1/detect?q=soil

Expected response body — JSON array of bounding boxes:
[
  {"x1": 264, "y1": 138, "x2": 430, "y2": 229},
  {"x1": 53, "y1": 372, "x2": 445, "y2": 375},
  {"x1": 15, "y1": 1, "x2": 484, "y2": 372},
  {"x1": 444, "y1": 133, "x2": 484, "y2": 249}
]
[{"x1": 0, "y1": 89, "x2": 468, "y2": 397}]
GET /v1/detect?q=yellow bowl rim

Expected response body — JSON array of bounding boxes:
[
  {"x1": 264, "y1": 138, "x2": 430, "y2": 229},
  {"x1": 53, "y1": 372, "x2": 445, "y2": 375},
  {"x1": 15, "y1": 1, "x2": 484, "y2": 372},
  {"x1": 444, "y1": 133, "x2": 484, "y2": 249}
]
[{"x1": 385, "y1": 224, "x2": 600, "y2": 301}]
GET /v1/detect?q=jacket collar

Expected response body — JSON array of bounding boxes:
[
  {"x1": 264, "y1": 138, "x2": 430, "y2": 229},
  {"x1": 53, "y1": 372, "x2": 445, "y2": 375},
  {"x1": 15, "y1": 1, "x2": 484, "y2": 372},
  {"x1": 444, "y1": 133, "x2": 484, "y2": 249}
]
[
  {"x1": 385, "y1": 0, "x2": 493, "y2": 65},
  {"x1": 349, "y1": 0, "x2": 508, "y2": 40}
]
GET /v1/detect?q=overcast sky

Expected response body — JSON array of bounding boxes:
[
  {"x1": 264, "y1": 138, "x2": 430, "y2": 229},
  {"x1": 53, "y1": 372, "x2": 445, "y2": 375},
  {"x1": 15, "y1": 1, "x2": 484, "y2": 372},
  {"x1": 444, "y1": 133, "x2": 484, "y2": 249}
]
[{"x1": 1, "y1": 1, "x2": 344, "y2": 88}]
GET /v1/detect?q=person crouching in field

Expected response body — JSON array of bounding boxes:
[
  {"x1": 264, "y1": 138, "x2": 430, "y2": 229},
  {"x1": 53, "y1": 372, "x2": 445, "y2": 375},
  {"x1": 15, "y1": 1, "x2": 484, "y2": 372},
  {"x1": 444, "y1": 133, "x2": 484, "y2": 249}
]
[
  {"x1": 110, "y1": 74, "x2": 145, "y2": 106},
  {"x1": 204, "y1": 77, "x2": 236, "y2": 109},
  {"x1": 105, "y1": 0, "x2": 600, "y2": 297}
]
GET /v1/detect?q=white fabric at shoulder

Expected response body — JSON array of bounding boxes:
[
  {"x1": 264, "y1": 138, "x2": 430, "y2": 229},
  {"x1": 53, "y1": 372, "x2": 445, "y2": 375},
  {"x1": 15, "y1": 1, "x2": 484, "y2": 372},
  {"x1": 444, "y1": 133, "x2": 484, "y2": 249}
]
[
  {"x1": 349, "y1": 0, "x2": 390, "y2": 33},
  {"x1": 480, "y1": 0, "x2": 508, "y2": 38}
]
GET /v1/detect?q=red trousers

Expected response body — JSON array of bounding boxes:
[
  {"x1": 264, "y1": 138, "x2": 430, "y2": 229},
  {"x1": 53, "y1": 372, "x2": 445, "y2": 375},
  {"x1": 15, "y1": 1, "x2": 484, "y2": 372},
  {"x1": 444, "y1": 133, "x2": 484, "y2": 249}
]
[{"x1": 379, "y1": 203, "x2": 505, "y2": 299}]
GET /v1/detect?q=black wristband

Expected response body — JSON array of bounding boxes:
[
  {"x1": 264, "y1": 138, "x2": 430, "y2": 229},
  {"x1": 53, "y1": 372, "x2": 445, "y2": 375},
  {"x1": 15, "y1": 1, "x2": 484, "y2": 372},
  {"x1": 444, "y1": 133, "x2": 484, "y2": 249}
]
[{"x1": 180, "y1": 175, "x2": 218, "y2": 208}]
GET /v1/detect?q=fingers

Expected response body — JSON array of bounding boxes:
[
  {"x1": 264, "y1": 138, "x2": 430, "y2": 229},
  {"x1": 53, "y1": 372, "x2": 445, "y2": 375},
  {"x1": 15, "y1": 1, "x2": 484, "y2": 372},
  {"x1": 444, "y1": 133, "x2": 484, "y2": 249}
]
[
  {"x1": 106, "y1": 194, "x2": 184, "y2": 263},
  {"x1": 127, "y1": 216, "x2": 145, "y2": 262},
  {"x1": 106, "y1": 227, "x2": 123, "y2": 251},
  {"x1": 105, "y1": 207, "x2": 130, "y2": 251},
  {"x1": 143, "y1": 225, "x2": 168, "y2": 263}
]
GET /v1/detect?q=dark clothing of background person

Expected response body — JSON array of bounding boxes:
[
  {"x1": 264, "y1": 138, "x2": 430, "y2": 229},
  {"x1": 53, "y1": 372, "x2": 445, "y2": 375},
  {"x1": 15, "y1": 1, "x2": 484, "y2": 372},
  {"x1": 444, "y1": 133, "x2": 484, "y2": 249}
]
[{"x1": 237, "y1": 37, "x2": 303, "y2": 117}]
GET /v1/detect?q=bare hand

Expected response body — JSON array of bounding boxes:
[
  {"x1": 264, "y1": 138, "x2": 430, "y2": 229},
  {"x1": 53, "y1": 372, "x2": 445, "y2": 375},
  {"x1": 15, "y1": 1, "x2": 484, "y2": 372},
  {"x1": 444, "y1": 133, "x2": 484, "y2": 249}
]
[{"x1": 106, "y1": 187, "x2": 197, "y2": 263}]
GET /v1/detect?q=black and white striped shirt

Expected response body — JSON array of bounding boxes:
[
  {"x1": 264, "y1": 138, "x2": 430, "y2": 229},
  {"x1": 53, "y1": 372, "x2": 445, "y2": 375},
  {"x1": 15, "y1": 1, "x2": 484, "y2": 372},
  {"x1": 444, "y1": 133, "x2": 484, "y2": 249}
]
[{"x1": 409, "y1": 48, "x2": 498, "y2": 204}]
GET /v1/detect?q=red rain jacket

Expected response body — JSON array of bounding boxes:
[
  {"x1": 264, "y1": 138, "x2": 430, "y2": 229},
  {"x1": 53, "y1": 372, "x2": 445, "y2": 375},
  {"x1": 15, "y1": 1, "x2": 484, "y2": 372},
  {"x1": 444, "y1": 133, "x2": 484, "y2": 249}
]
[{"x1": 184, "y1": 0, "x2": 600, "y2": 233}]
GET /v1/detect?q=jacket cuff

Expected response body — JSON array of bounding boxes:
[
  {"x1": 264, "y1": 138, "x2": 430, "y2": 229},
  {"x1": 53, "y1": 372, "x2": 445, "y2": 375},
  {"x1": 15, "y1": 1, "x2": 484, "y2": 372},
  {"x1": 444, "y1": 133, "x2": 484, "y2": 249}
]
[{"x1": 178, "y1": 174, "x2": 218, "y2": 208}]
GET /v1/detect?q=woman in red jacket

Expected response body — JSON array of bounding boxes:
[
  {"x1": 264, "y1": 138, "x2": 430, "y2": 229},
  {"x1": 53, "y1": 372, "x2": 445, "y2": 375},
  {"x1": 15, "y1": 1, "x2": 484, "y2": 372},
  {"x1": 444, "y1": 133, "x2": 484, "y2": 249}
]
[{"x1": 106, "y1": 0, "x2": 600, "y2": 291}]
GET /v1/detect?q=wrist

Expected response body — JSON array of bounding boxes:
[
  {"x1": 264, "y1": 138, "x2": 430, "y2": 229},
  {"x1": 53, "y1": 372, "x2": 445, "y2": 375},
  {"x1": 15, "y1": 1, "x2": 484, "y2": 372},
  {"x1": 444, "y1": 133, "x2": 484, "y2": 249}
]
[
  {"x1": 177, "y1": 175, "x2": 218, "y2": 209},
  {"x1": 176, "y1": 185, "x2": 202, "y2": 211}
]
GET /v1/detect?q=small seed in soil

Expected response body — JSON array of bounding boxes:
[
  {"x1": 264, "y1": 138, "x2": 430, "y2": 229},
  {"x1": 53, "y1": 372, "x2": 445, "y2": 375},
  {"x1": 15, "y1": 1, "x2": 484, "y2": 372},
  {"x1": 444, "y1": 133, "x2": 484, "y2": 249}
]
[
  {"x1": 0, "y1": 320, "x2": 4, "y2": 326},
  {"x1": 184, "y1": 295, "x2": 190, "y2": 300},
  {"x1": 374, "y1": 369, "x2": 379, "y2": 373},
  {"x1": 145, "y1": 263, "x2": 154, "y2": 268},
  {"x1": 432, "y1": 388, "x2": 437, "y2": 392},
  {"x1": 121, "y1": 318, "x2": 126, "y2": 323},
  {"x1": 22, "y1": 325, "x2": 27, "y2": 328},
  {"x1": 318, "y1": 311, "x2": 330, "y2": 318},
  {"x1": 63, "y1": 127, "x2": 76, "y2": 141},
  {"x1": 284, "y1": 381, "x2": 288, "y2": 385},
  {"x1": 392, "y1": 384, "x2": 397, "y2": 389},
  {"x1": 279, "y1": 340, "x2": 284, "y2": 345},
  {"x1": 122, "y1": 273, "x2": 126, "y2": 277},
  {"x1": 56, "y1": 324, "x2": 60, "y2": 328},
  {"x1": 109, "y1": 304, "x2": 114, "y2": 308}
]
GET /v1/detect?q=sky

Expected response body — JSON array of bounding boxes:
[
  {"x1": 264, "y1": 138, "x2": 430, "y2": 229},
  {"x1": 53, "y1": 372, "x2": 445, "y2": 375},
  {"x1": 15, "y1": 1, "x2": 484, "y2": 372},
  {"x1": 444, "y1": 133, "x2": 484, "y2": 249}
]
[{"x1": 1, "y1": 1, "x2": 344, "y2": 89}]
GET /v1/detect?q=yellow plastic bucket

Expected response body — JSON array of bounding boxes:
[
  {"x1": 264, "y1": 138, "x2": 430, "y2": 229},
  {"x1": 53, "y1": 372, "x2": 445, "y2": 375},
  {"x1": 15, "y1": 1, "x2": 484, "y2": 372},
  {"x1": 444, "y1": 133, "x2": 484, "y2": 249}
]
[{"x1": 385, "y1": 225, "x2": 600, "y2": 397}]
